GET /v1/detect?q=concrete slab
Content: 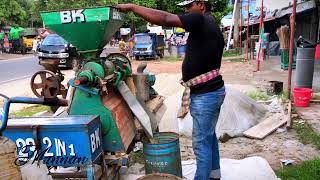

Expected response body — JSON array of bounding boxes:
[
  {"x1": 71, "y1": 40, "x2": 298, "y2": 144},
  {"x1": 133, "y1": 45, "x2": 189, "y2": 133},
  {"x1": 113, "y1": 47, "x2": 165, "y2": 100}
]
[{"x1": 296, "y1": 104, "x2": 320, "y2": 133}]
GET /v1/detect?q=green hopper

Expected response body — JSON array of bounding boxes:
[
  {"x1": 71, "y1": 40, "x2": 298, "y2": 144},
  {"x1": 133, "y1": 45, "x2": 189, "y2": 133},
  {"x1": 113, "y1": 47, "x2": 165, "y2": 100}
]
[{"x1": 40, "y1": 7, "x2": 124, "y2": 58}]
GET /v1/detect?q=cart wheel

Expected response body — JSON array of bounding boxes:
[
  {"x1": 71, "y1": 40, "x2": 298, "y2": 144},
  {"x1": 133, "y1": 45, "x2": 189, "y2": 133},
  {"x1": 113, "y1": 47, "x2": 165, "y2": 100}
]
[{"x1": 30, "y1": 70, "x2": 60, "y2": 98}]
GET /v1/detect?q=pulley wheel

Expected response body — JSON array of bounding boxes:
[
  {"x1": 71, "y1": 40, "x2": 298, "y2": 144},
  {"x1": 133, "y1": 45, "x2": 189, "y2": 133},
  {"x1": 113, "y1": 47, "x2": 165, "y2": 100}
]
[
  {"x1": 30, "y1": 70, "x2": 60, "y2": 98},
  {"x1": 106, "y1": 53, "x2": 132, "y2": 69}
]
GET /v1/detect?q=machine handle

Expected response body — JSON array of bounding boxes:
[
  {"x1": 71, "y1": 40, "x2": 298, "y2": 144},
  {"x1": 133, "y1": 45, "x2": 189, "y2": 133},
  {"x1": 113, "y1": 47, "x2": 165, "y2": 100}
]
[
  {"x1": 74, "y1": 76, "x2": 88, "y2": 86},
  {"x1": 0, "y1": 97, "x2": 68, "y2": 134}
]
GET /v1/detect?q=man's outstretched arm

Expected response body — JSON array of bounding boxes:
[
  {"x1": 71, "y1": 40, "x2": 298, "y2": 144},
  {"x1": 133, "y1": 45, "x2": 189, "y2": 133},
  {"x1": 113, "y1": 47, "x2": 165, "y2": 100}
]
[{"x1": 116, "y1": 4, "x2": 183, "y2": 28}]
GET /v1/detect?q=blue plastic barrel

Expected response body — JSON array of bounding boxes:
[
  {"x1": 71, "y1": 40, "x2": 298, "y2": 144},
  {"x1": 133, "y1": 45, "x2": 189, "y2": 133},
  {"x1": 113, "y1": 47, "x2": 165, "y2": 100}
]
[{"x1": 143, "y1": 132, "x2": 182, "y2": 177}]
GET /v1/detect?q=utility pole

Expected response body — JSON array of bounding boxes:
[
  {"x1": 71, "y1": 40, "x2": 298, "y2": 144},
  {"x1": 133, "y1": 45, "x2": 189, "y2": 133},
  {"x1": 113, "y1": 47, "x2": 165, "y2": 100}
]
[
  {"x1": 287, "y1": 0, "x2": 297, "y2": 99},
  {"x1": 226, "y1": 0, "x2": 239, "y2": 50},
  {"x1": 233, "y1": 1, "x2": 241, "y2": 48},
  {"x1": 240, "y1": 3, "x2": 242, "y2": 49},
  {"x1": 245, "y1": 0, "x2": 250, "y2": 61}
]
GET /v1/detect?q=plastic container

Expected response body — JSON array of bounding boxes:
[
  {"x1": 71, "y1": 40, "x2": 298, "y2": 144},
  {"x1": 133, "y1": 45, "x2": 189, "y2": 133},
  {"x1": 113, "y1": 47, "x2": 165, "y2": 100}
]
[
  {"x1": 295, "y1": 47, "x2": 315, "y2": 88},
  {"x1": 137, "y1": 173, "x2": 183, "y2": 180},
  {"x1": 315, "y1": 44, "x2": 320, "y2": 60},
  {"x1": 293, "y1": 88, "x2": 313, "y2": 107},
  {"x1": 280, "y1": 49, "x2": 296, "y2": 70},
  {"x1": 143, "y1": 132, "x2": 182, "y2": 177}
]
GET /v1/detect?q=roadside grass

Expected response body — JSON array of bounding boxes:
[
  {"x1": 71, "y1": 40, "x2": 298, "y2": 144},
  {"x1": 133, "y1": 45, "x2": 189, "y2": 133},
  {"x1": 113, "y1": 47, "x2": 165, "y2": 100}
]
[
  {"x1": 247, "y1": 91, "x2": 271, "y2": 101},
  {"x1": 163, "y1": 56, "x2": 182, "y2": 62},
  {"x1": 10, "y1": 105, "x2": 50, "y2": 117},
  {"x1": 223, "y1": 58, "x2": 245, "y2": 62},
  {"x1": 276, "y1": 159, "x2": 320, "y2": 180},
  {"x1": 293, "y1": 119, "x2": 320, "y2": 150},
  {"x1": 277, "y1": 90, "x2": 290, "y2": 102},
  {"x1": 223, "y1": 48, "x2": 242, "y2": 57}
]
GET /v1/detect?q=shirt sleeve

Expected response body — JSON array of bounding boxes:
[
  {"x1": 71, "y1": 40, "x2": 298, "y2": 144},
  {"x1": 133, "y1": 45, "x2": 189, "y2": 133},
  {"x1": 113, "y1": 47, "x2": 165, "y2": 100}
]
[{"x1": 178, "y1": 13, "x2": 204, "y2": 33}]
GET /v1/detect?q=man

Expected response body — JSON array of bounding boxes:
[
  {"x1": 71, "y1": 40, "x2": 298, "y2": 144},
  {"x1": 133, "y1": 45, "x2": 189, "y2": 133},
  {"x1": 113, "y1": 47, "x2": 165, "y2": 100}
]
[
  {"x1": 118, "y1": 38, "x2": 127, "y2": 52},
  {"x1": 117, "y1": 1, "x2": 225, "y2": 179}
]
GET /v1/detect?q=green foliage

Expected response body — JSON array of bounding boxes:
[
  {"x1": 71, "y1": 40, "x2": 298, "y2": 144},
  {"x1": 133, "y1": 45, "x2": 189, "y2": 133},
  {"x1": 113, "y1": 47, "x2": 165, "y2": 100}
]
[
  {"x1": 276, "y1": 159, "x2": 320, "y2": 180},
  {"x1": 0, "y1": 0, "x2": 27, "y2": 27},
  {"x1": 2, "y1": 0, "x2": 231, "y2": 29},
  {"x1": 223, "y1": 48, "x2": 242, "y2": 57},
  {"x1": 122, "y1": 0, "x2": 231, "y2": 29},
  {"x1": 163, "y1": 56, "x2": 183, "y2": 62},
  {"x1": 246, "y1": 91, "x2": 271, "y2": 101},
  {"x1": 277, "y1": 90, "x2": 290, "y2": 101},
  {"x1": 211, "y1": 0, "x2": 232, "y2": 24}
]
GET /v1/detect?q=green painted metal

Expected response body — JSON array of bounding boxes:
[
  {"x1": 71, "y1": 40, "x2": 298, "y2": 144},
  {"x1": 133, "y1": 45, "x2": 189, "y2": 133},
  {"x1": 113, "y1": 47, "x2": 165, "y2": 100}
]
[
  {"x1": 78, "y1": 70, "x2": 95, "y2": 84},
  {"x1": 69, "y1": 89, "x2": 125, "y2": 152},
  {"x1": 78, "y1": 62, "x2": 106, "y2": 84},
  {"x1": 40, "y1": 7, "x2": 124, "y2": 54},
  {"x1": 113, "y1": 65, "x2": 131, "y2": 87},
  {"x1": 83, "y1": 62, "x2": 105, "y2": 78}
]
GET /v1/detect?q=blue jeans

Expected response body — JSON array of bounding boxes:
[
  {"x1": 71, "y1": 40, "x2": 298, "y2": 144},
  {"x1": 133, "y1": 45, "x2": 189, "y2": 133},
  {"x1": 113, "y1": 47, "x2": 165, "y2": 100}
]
[{"x1": 190, "y1": 87, "x2": 225, "y2": 180}]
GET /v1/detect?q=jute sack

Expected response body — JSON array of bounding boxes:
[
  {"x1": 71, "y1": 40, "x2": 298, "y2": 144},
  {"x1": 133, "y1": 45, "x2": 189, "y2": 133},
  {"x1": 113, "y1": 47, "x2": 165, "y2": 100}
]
[{"x1": 0, "y1": 136, "x2": 22, "y2": 180}]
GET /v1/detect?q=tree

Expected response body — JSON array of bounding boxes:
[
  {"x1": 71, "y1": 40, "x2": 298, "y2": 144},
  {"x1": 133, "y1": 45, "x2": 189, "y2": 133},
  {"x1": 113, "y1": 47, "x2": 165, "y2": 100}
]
[
  {"x1": 29, "y1": 0, "x2": 230, "y2": 30},
  {"x1": 0, "y1": 0, "x2": 27, "y2": 27},
  {"x1": 121, "y1": 0, "x2": 231, "y2": 30}
]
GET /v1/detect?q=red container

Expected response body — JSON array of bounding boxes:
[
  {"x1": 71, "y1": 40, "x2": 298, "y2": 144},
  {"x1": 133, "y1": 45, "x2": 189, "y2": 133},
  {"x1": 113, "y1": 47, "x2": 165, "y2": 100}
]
[
  {"x1": 315, "y1": 44, "x2": 320, "y2": 60},
  {"x1": 293, "y1": 88, "x2": 313, "y2": 107}
]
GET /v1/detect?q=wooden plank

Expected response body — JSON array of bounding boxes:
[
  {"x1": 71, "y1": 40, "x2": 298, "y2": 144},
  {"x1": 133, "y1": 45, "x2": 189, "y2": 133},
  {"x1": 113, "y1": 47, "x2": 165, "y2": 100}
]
[
  {"x1": 146, "y1": 95, "x2": 165, "y2": 113},
  {"x1": 244, "y1": 113, "x2": 287, "y2": 139}
]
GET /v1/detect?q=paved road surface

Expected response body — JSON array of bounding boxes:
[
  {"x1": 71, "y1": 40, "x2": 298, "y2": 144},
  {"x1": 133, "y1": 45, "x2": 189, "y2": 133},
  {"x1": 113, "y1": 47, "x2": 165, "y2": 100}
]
[{"x1": 0, "y1": 56, "x2": 44, "y2": 84}]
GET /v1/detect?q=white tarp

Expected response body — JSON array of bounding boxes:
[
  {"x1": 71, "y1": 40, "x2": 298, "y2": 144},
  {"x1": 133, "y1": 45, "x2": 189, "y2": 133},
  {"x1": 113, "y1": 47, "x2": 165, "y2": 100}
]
[
  {"x1": 182, "y1": 157, "x2": 279, "y2": 180},
  {"x1": 159, "y1": 86, "x2": 268, "y2": 139},
  {"x1": 120, "y1": 157, "x2": 279, "y2": 180}
]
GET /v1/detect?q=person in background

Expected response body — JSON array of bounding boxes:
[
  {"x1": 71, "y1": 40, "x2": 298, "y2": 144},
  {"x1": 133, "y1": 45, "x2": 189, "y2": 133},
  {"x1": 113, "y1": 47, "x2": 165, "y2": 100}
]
[
  {"x1": 128, "y1": 36, "x2": 134, "y2": 59},
  {"x1": 116, "y1": 1, "x2": 225, "y2": 179},
  {"x1": 32, "y1": 36, "x2": 40, "y2": 55},
  {"x1": 0, "y1": 30, "x2": 4, "y2": 54},
  {"x1": 167, "y1": 34, "x2": 174, "y2": 56},
  {"x1": 118, "y1": 38, "x2": 126, "y2": 52}
]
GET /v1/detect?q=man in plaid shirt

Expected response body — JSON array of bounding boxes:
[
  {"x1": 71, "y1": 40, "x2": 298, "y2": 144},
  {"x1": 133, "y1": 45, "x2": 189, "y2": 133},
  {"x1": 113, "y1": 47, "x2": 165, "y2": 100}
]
[{"x1": 117, "y1": 1, "x2": 225, "y2": 179}]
